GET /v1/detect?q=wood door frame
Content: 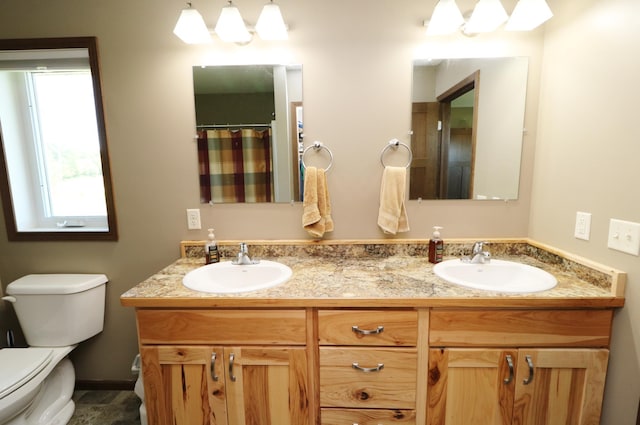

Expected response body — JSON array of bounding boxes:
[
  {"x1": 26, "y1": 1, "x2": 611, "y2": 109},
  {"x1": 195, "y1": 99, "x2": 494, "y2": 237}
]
[
  {"x1": 436, "y1": 70, "x2": 480, "y2": 199},
  {"x1": 290, "y1": 101, "x2": 303, "y2": 201}
]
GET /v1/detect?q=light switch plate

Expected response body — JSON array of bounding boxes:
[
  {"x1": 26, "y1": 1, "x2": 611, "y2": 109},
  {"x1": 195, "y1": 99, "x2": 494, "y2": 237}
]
[
  {"x1": 574, "y1": 211, "x2": 591, "y2": 240},
  {"x1": 607, "y1": 218, "x2": 640, "y2": 256},
  {"x1": 186, "y1": 209, "x2": 201, "y2": 230}
]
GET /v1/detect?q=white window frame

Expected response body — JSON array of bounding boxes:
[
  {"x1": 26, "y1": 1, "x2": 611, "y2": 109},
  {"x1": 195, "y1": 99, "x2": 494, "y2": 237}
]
[{"x1": 24, "y1": 70, "x2": 108, "y2": 230}]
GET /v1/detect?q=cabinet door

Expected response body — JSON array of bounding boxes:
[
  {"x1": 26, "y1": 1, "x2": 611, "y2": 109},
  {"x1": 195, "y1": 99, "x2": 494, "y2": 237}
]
[
  {"x1": 513, "y1": 349, "x2": 609, "y2": 425},
  {"x1": 224, "y1": 347, "x2": 309, "y2": 425},
  {"x1": 427, "y1": 348, "x2": 517, "y2": 425},
  {"x1": 140, "y1": 345, "x2": 227, "y2": 425}
]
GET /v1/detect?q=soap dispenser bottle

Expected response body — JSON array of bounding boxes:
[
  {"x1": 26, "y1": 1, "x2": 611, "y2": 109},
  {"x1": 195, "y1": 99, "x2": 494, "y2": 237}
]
[
  {"x1": 428, "y1": 226, "x2": 444, "y2": 264},
  {"x1": 205, "y1": 228, "x2": 220, "y2": 264}
]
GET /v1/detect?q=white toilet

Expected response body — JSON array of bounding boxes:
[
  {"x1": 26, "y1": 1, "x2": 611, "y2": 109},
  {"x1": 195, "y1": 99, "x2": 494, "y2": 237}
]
[{"x1": 0, "y1": 274, "x2": 107, "y2": 425}]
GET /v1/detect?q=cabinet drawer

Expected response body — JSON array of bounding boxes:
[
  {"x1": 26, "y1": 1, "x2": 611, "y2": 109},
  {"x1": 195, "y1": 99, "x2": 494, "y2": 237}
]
[
  {"x1": 137, "y1": 309, "x2": 306, "y2": 345},
  {"x1": 321, "y1": 408, "x2": 416, "y2": 424},
  {"x1": 318, "y1": 310, "x2": 417, "y2": 346},
  {"x1": 320, "y1": 347, "x2": 417, "y2": 409},
  {"x1": 430, "y1": 309, "x2": 614, "y2": 347}
]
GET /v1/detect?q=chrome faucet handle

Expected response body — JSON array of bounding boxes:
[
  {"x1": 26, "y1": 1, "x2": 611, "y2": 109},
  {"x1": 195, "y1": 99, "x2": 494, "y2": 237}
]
[
  {"x1": 462, "y1": 241, "x2": 491, "y2": 264},
  {"x1": 232, "y1": 242, "x2": 259, "y2": 265},
  {"x1": 472, "y1": 241, "x2": 489, "y2": 254}
]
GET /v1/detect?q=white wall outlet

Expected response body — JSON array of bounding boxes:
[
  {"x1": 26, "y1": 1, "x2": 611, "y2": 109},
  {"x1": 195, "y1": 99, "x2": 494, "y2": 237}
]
[
  {"x1": 574, "y1": 211, "x2": 591, "y2": 241},
  {"x1": 186, "y1": 209, "x2": 201, "y2": 230},
  {"x1": 607, "y1": 218, "x2": 640, "y2": 256}
]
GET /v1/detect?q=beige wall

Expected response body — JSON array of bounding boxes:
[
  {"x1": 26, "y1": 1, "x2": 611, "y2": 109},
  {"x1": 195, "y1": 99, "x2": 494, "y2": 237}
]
[
  {"x1": 0, "y1": 0, "x2": 634, "y2": 422},
  {"x1": 531, "y1": 0, "x2": 640, "y2": 423}
]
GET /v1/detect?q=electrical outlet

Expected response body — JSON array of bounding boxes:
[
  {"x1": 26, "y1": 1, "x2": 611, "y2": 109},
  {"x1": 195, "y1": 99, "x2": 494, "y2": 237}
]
[
  {"x1": 186, "y1": 209, "x2": 201, "y2": 230},
  {"x1": 607, "y1": 218, "x2": 640, "y2": 256},
  {"x1": 574, "y1": 211, "x2": 591, "y2": 240}
]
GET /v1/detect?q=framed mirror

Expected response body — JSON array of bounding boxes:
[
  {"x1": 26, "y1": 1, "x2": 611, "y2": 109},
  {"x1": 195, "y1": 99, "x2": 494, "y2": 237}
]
[
  {"x1": 410, "y1": 57, "x2": 528, "y2": 200},
  {"x1": 193, "y1": 64, "x2": 303, "y2": 204},
  {"x1": 0, "y1": 37, "x2": 117, "y2": 240}
]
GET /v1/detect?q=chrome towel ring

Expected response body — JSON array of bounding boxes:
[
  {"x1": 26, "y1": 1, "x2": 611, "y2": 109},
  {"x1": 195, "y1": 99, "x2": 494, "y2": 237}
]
[
  {"x1": 380, "y1": 138, "x2": 412, "y2": 168},
  {"x1": 301, "y1": 141, "x2": 333, "y2": 172}
]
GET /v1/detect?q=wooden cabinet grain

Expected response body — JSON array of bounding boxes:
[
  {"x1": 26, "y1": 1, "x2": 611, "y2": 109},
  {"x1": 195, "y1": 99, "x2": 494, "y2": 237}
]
[
  {"x1": 137, "y1": 310, "x2": 310, "y2": 425},
  {"x1": 318, "y1": 310, "x2": 421, "y2": 425},
  {"x1": 427, "y1": 348, "x2": 608, "y2": 425},
  {"x1": 427, "y1": 309, "x2": 613, "y2": 425}
]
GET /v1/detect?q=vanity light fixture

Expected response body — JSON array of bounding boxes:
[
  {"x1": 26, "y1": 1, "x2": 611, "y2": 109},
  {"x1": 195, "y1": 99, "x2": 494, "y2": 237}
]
[
  {"x1": 173, "y1": 0, "x2": 290, "y2": 44},
  {"x1": 425, "y1": 0, "x2": 465, "y2": 36},
  {"x1": 424, "y1": 0, "x2": 552, "y2": 36},
  {"x1": 505, "y1": 0, "x2": 553, "y2": 31},
  {"x1": 214, "y1": 0, "x2": 252, "y2": 43},
  {"x1": 255, "y1": 0, "x2": 288, "y2": 40},
  {"x1": 173, "y1": 3, "x2": 212, "y2": 44}
]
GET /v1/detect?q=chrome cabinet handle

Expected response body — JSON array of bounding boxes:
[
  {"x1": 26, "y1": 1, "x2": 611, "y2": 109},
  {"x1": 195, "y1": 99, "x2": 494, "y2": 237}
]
[
  {"x1": 503, "y1": 354, "x2": 514, "y2": 384},
  {"x1": 351, "y1": 325, "x2": 384, "y2": 335},
  {"x1": 229, "y1": 352, "x2": 237, "y2": 382},
  {"x1": 523, "y1": 355, "x2": 534, "y2": 385},
  {"x1": 352, "y1": 362, "x2": 384, "y2": 373},
  {"x1": 210, "y1": 352, "x2": 218, "y2": 382}
]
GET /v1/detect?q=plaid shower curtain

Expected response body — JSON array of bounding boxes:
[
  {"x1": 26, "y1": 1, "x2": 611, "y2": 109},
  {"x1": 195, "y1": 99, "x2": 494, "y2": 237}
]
[{"x1": 198, "y1": 128, "x2": 274, "y2": 203}]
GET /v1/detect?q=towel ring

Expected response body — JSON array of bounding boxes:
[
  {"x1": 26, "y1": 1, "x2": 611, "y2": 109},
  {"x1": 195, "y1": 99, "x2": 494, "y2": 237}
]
[
  {"x1": 380, "y1": 139, "x2": 412, "y2": 168},
  {"x1": 301, "y1": 141, "x2": 333, "y2": 172}
]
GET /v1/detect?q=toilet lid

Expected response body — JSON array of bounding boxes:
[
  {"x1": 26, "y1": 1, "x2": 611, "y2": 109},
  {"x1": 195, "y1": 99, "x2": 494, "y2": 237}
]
[{"x1": 0, "y1": 348, "x2": 53, "y2": 399}]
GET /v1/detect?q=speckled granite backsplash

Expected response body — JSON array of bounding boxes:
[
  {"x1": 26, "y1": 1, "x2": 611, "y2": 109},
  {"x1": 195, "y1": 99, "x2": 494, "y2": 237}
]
[{"x1": 180, "y1": 239, "x2": 614, "y2": 291}]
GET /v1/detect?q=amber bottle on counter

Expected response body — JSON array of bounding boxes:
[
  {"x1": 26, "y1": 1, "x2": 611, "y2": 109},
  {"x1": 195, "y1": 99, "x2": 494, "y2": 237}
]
[{"x1": 428, "y1": 226, "x2": 444, "y2": 264}]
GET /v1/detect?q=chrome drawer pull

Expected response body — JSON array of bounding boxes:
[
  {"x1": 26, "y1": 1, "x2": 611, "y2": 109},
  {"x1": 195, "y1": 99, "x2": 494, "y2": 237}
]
[
  {"x1": 210, "y1": 352, "x2": 219, "y2": 382},
  {"x1": 229, "y1": 352, "x2": 237, "y2": 382},
  {"x1": 351, "y1": 325, "x2": 384, "y2": 335},
  {"x1": 523, "y1": 355, "x2": 534, "y2": 385},
  {"x1": 352, "y1": 362, "x2": 384, "y2": 373},
  {"x1": 503, "y1": 354, "x2": 514, "y2": 384}
]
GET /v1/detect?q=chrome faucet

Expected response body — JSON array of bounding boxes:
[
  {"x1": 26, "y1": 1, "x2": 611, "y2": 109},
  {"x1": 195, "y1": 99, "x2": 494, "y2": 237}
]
[
  {"x1": 232, "y1": 242, "x2": 258, "y2": 265},
  {"x1": 462, "y1": 241, "x2": 491, "y2": 264}
]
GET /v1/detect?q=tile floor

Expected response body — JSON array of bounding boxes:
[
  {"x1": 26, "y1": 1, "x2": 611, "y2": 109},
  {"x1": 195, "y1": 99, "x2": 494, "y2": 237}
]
[{"x1": 69, "y1": 390, "x2": 141, "y2": 425}]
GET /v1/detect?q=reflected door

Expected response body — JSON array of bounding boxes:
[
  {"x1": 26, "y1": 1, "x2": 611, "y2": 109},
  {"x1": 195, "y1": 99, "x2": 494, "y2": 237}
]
[{"x1": 410, "y1": 102, "x2": 440, "y2": 199}]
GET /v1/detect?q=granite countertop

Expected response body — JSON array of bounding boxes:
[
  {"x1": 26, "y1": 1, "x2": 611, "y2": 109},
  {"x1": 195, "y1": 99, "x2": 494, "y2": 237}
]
[{"x1": 120, "y1": 240, "x2": 626, "y2": 309}]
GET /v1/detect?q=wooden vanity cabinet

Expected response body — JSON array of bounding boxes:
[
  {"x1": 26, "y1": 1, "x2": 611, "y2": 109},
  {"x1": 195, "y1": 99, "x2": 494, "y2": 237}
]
[
  {"x1": 318, "y1": 310, "x2": 423, "y2": 425},
  {"x1": 427, "y1": 309, "x2": 613, "y2": 425},
  {"x1": 136, "y1": 309, "x2": 310, "y2": 425},
  {"x1": 132, "y1": 306, "x2": 617, "y2": 425}
]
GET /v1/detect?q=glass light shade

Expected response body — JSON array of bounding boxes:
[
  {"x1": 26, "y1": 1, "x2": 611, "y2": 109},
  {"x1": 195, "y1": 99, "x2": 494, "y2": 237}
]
[
  {"x1": 255, "y1": 2, "x2": 288, "y2": 40},
  {"x1": 426, "y1": 0, "x2": 465, "y2": 36},
  {"x1": 464, "y1": 0, "x2": 509, "y2": 33},
  {"x1": 214, "y1": 3, "x2": 252, "y2": 43},
  {"x1": 173, "y1": 8, "x2": 212, "y2": 44},
  {"x1": 505, "y1": 0, "x2": 553, "y2": 31}
]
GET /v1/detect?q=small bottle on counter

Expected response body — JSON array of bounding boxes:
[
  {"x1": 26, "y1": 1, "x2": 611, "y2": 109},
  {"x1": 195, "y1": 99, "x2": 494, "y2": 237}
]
[
  {"x1": 428, "y1": 226, "x2": 444, "y2": 264},
  {"x1": 205, "y1": 228, "x2": 220, "y2": 264}
]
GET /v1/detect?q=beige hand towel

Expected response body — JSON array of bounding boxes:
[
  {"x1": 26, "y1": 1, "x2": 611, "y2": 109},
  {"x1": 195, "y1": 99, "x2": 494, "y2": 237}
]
[
  {"x1": 377, "y1": 166, "x2": 409, "y2": 235},
  {"x1": 318, "y1": 168, "x2": 333, "y2": 233},
  {"x1": 302, "y1": 167, "x2": 334, "y2": 238}
]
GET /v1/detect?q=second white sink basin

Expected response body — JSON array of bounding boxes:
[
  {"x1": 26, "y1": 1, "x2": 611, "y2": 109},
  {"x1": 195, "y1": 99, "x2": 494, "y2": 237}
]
[
  {"x1": 433, "y1": 259, "x2": 557, "y2": 293},
  {"x1": 183, "y1": 260, "x2": 292, "y2": 294}
]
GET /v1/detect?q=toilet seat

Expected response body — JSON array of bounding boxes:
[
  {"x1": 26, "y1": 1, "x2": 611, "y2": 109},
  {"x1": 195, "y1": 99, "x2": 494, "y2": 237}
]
[{"x1": 0, "y1": 348, "x2": 53, "y2": 399}]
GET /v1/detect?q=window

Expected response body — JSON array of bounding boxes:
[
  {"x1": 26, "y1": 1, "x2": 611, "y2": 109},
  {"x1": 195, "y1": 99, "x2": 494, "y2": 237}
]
[{"x1": 0, "y1": 37, "x2": 117, "y2": 241}]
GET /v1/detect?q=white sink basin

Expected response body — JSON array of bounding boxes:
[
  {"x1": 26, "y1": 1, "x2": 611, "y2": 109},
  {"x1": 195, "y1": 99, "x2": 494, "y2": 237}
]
[
  {"x1": 183, "y1": 260, "x2": 292, "y2": 294},
  {"x1": 433, "y1": 259, "x2": 557, "y2": 293}
]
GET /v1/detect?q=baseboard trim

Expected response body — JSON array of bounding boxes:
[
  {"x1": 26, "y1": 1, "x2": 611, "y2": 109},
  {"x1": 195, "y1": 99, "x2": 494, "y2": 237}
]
[{"x1": 75, "y1": 380, "x2": 136, "y2": 391}]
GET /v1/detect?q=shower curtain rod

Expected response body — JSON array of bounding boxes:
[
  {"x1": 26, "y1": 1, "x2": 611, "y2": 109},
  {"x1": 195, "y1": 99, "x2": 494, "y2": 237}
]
[{"x1": 197, "y1": 123, "x2": 272, "y2": 129}]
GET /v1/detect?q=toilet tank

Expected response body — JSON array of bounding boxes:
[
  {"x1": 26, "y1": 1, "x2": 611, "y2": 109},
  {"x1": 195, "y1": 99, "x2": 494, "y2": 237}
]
[{"x1": 5, "y1": 274, "x2": 108, "y2": 347}]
